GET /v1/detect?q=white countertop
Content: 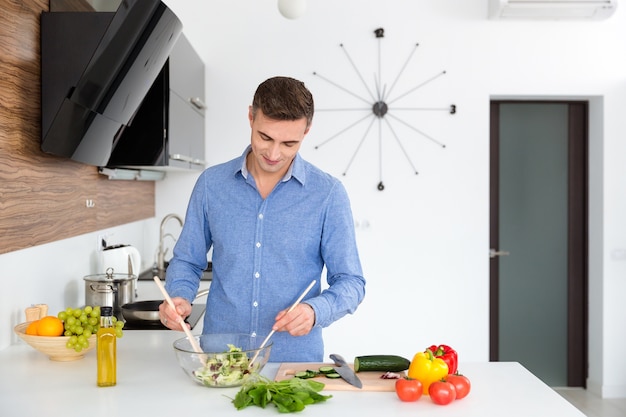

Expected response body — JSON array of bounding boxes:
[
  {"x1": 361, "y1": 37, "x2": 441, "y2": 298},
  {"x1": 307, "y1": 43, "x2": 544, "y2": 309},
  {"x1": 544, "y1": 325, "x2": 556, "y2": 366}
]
[{"x1": 0, "y1": 328, "x2": 585, "y2": 417}]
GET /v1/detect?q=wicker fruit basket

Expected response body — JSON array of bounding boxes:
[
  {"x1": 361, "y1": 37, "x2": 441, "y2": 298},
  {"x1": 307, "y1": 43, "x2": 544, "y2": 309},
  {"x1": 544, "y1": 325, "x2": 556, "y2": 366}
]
[{"x1": 14, "y1": 322, "x2": 96, "y2": 361}]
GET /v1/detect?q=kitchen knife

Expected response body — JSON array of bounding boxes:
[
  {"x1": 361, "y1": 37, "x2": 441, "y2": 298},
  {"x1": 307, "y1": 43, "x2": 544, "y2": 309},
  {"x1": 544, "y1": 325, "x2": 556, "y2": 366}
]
[{"x1": 330, "y1": 353, "x2": 363, "y2": 389}]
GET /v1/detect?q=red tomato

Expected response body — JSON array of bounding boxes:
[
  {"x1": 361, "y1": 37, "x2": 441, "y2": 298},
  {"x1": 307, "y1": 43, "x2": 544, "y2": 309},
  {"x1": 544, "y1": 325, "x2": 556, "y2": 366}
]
[
  {"x1": 446, "y1": 373, "x2": 471, "y2": 400},
  {"x1": 428, "y1": 380, "x2": 456, "y2": 405},
  {"x1": 395, "y1": 378, "x2": 423, "y2": 402}
]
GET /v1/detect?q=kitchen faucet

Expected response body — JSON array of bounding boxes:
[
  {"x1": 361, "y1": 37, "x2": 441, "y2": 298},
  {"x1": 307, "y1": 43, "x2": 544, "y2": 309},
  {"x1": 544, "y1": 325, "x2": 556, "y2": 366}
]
[{"x1": 157, "y1": 213, "x2": 183, "y2": 271}]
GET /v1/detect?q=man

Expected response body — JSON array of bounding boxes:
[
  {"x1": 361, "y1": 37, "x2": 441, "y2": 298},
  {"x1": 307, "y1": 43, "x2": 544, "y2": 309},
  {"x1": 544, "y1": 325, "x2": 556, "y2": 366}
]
[{"x1": 160, "y1": 76, "x2": 365, "y2": 362}]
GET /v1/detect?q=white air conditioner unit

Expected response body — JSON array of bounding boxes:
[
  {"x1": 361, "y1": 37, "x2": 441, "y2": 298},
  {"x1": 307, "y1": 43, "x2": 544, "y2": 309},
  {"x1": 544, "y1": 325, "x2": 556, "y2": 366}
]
[{"x1": 488, "y1": 0, "x2": 618, "y2": 20}]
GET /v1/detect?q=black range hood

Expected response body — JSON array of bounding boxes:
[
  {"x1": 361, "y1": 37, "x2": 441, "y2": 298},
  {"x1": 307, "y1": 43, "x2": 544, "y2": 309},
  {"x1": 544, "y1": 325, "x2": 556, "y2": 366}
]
[{"x1": 40, "y1": 0, "x2": 182, "y2": 166}]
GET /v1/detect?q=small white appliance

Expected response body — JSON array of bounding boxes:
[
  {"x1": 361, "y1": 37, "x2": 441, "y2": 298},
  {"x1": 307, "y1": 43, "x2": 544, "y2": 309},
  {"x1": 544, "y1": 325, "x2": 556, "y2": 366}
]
[{"x1": 100, "y1": 244, "x2": 141, "y2": 277}]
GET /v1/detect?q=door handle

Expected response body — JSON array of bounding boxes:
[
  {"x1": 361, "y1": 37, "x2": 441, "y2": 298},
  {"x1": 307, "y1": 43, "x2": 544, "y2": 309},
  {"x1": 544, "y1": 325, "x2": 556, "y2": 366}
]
[
  {"x1": 170, "y1": 154, "x2": 207, "y2": 166},
  {"x1": 490, "y1": 248, "x2": 510, "y2": 258},
  {"x1": 189, "y1": 97, "x2": 206, "y2": 110},
  {"x1": 170, "y1": 153, "x2": 194, "y2": 163}
]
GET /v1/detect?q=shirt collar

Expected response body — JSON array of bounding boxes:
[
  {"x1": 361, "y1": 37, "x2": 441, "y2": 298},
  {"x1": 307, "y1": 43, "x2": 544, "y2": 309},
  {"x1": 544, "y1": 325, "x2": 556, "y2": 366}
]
[{"x1": 238, "y1": 145, "x2": 305, "y2": 185}]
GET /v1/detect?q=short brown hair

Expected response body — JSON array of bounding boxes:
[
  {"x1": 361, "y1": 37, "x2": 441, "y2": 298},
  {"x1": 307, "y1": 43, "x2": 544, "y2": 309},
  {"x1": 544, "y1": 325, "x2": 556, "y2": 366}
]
[{"x1": 251, "y1": 76, "x2": 314, "y2": 128}]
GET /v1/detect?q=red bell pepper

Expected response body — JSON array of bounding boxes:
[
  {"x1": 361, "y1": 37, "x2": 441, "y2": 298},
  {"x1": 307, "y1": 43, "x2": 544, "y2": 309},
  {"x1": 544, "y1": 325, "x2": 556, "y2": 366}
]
[{"x1": 426, "y1": 344, "x2": 458, "y2": 375}]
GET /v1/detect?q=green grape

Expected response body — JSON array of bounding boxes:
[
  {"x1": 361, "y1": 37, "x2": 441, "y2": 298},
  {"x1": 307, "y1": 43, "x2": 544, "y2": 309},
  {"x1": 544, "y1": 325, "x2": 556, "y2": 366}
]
[
  {"x1": 58, "y1": 306, "x2": 110, "y2": 350},
  {"x1": 115, "y1": 321, "x2": 124, "y2": 329},
  {"x1": 115, "y1": 329, "x2": 124, "y2": 338}
]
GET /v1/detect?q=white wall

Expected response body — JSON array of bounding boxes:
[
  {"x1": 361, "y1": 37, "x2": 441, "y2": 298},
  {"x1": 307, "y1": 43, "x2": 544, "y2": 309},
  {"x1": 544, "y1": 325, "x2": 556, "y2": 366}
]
[{"x1": 1, "y1": 0, "x2": 624, "y2": 399}]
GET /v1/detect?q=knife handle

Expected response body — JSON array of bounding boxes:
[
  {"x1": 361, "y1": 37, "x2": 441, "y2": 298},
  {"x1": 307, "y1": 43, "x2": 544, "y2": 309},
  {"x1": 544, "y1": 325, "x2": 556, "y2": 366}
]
[{"x1": 330, "y1": 353, "x2": 348, "y2": 366}]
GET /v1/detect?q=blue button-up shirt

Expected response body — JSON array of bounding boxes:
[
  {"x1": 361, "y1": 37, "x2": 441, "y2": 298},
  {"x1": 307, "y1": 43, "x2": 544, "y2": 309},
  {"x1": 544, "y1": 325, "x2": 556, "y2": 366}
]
[{"x1": 165, "y1": 147, "x2": 365, "y2": 362}]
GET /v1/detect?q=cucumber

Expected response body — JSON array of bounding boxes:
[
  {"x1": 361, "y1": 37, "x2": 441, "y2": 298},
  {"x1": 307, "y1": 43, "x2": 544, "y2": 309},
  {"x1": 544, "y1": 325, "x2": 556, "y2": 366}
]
[
  {"x1": 324, "y1": 372, "x2": 342, "y2": 379},
  {"x1": 318, "y1": 366, "x2": 335, "y2": 374},
  {"x1": 353, "y1": 355, "x2": 411, "y2": 373},
  {"x1": 295, "y1": 370, "x2": 318, "y2": 379}
]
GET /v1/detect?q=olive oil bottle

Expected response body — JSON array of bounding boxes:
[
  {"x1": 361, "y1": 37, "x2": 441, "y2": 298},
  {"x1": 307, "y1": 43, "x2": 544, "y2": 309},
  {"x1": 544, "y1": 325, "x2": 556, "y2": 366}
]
[{"x1": 97, "y1": 306, "x2": 116, "y2": 387}]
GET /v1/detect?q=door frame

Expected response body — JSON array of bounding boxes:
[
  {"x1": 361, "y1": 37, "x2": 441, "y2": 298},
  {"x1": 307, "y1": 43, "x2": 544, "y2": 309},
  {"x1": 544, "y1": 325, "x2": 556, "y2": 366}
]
[{"x1": 489, "y1": 100, "x2": 589, "y2": 387}]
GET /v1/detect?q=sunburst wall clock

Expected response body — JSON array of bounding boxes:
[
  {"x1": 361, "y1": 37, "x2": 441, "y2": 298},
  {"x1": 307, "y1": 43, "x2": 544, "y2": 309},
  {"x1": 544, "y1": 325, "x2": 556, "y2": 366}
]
[{"x1": 313, "y1": 27, "x2": 456, "y2": 191}]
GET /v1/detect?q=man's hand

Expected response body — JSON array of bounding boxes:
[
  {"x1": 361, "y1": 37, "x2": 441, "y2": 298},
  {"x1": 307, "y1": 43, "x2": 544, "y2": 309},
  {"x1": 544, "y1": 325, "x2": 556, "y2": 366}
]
[
  {"x1": 272, "y1": 303, "x2": 315, "y2": 336},
  {"x1": 158, "y1": 297, "x2": 192, "y2": 330}
]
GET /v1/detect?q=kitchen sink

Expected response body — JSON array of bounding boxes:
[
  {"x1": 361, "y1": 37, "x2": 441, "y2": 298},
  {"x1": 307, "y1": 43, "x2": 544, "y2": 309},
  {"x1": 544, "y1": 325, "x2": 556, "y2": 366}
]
[{"x1": 138, "y1": 262, "x2": 212, "y2": 281}]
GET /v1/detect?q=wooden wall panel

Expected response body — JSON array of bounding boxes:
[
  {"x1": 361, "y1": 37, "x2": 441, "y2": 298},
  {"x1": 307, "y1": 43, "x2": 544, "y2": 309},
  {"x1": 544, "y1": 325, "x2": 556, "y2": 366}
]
[
  {"x1": 97, "y1": 179, "x2": 155, "y2": 229},
  {"x1": 0, "y1": 0, "x2": 155, "y2": 255}
]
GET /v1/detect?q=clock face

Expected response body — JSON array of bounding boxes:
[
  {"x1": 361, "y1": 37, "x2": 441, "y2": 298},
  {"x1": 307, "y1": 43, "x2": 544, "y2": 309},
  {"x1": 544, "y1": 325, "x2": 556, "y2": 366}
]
[{"x1": 312, "y1": 28, "x2": 455, "y2": 191}]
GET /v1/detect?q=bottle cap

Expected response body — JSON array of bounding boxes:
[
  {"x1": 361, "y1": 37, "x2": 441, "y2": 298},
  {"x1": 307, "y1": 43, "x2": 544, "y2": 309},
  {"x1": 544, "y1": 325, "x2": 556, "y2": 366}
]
[{"x1": 100, "y1": 306, "x2": 113, "y2": 316}]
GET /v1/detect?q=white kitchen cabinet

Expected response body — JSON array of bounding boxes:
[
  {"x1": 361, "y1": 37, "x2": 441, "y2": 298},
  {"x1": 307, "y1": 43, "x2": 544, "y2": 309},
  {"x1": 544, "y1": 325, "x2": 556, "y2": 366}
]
[
  {"x1": 106, "y1": 33, "x2": 206, "y2": 171},
  {"x1": 167, "y1": 34, "x2": 206, "y2": 170}
]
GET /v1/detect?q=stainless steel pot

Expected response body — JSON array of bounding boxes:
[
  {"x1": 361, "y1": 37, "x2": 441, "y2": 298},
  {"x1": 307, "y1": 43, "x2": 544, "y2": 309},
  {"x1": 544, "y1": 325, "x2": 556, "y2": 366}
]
[
  {"x1": 120, "y1": 288, "x2": 209, "y2": 326},
  {"x1": 84, "y1": 267, "x2": 136, "y2": 317}
]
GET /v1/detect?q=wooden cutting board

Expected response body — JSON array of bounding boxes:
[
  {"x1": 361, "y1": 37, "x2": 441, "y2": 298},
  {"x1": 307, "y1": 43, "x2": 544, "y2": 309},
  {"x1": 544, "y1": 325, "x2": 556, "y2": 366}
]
[{"x1": 275, "y1": 362, "x2": 403, "y2": 391}]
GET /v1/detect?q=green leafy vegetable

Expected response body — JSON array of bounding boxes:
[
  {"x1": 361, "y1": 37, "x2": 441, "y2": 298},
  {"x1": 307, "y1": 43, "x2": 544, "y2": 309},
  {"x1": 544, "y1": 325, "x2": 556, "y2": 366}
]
[{"x1": 232, "y1": 374, "x2": 332, "y2": 413}]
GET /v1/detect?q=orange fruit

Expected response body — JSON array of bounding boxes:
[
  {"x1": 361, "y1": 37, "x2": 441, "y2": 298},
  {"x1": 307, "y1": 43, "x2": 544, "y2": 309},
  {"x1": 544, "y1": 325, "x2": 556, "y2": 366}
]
[
  {"x1": 25, "y1": 320, "x2": 39, "y2": 335},
  {"x1": 37, "y1": 316, "x2": 64, "y2": 336}
]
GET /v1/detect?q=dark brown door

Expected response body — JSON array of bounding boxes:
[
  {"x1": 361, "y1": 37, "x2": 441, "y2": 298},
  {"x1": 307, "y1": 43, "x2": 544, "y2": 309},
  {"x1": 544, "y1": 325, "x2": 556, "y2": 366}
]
[{"x1": 490, "y1": 101, "x2": 588, "y2": 387}]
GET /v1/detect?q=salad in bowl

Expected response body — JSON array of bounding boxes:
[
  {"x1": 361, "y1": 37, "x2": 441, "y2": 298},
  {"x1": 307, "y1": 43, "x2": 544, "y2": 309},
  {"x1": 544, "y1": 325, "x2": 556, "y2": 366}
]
[{"x1": 173, "y1": 334, "x2": 272, "y2": 388}]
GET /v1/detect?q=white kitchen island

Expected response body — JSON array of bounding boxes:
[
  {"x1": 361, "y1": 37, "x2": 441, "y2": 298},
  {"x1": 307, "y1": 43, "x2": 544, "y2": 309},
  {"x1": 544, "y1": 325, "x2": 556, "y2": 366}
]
[{"x1": 0, "y1": 329, "x2": 585, "y2": 417}]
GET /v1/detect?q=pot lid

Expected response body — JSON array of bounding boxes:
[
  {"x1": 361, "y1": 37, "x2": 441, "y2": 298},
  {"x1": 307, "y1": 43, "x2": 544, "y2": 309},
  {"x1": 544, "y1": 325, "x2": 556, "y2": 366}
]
[{"x1": 83, "y1": 267, "x2": 136, "y2": 282}]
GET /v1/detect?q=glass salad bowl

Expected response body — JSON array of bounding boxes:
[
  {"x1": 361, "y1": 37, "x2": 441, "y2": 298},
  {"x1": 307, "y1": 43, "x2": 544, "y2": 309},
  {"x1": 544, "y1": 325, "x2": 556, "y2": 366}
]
[{"x1": 173, "y1": 333, "x2": 272, "y2": 388}]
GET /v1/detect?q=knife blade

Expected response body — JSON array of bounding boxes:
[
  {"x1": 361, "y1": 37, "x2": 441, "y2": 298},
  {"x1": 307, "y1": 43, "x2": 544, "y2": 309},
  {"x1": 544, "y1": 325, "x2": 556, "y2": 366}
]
[{"x1": 330, "y1": 353, "x2": 363, "y2": 389}]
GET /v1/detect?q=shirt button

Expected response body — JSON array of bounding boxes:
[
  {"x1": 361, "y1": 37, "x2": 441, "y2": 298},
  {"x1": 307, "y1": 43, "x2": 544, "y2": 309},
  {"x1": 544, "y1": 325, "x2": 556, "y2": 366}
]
[
  {"x1": 251, "y1": 332, "x2": 257, "y2": 337},
  {"x1": 255, "y1": 272, "x2": 260, "y2": 278},
  {"x1": 253, "y1": 301, "x2": 258, "y2": 307},
  {"x1": 256, "y1": 242, "x2": 261, "y2": 248},
  {"x1": 258, "y1": 213, "x2": 264, "y2": 219}
]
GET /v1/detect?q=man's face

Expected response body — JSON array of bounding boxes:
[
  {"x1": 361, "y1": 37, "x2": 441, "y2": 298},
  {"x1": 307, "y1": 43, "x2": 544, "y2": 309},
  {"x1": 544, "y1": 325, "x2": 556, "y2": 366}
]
[{"x1": 248, "y1": 107, "x2": 310, "y2": 176}]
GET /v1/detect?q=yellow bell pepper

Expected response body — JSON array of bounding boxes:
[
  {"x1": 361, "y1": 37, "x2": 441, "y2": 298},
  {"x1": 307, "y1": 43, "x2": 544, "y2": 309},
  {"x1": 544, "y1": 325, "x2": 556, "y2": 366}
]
[{"x1": 407, "y1": 350, "x2": 449, "y2": 394}]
